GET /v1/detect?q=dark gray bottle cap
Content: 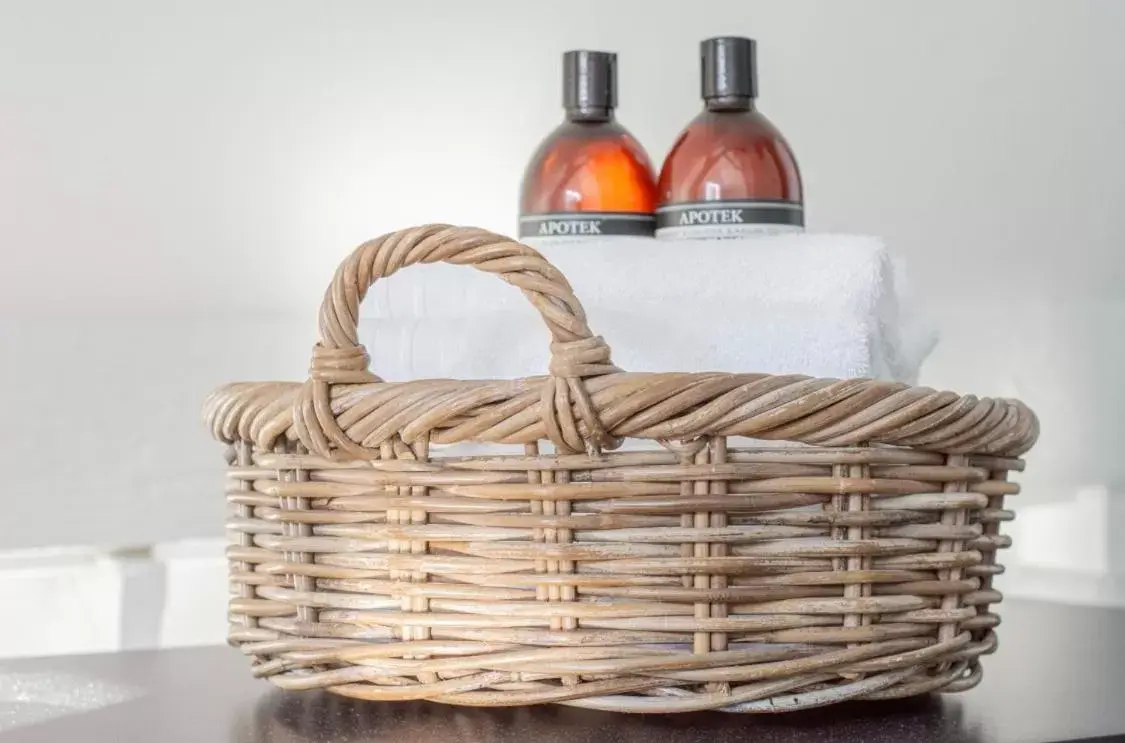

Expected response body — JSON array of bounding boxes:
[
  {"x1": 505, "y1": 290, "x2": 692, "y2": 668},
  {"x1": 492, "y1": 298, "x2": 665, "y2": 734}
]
[
  {"x1": 701, "y1": 36, "x2": 758, "y2": 101},
  {"x1": 563, "y1": 50, "x2": 617, "y2": 116}
]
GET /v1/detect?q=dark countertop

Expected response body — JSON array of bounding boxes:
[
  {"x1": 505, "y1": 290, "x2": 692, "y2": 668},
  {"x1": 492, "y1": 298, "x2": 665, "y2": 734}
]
[{"x1": 1, "y1": 599, "x2": 1122, "y2": 743}]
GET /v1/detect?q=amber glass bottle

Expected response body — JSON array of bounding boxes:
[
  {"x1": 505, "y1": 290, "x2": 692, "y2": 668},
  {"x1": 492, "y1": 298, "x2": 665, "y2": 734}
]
[
  {"x1": 656, "y1": 37, "x2": 803, "y2": 239},
  {"x1": 519, "y1": 50, "x2": 656, "y2": 242}
]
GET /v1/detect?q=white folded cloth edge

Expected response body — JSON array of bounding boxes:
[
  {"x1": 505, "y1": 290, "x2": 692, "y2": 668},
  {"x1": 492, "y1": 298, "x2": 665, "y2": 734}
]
[{"x1": 359, "y1": 233, "x2": 938, "y2": 385}]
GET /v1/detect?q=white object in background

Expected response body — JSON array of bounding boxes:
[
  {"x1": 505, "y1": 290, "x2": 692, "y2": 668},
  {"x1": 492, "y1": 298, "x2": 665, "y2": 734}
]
[
  {"x1": 156, "y1": 539, "x2": 229, "y2": 649},
  {"x1": 1011, "y1": 486, "x2": 1110, "y2": 574},
  {"x1": 0, "y1": 538, "x2": 233, "y2": 660},
  {"x1": 0, "y1": 548, "x2": 125, "y2": 659},
  {"x1": 360, "y1": 234, "x2": 937, "y2": 384},
  {"x1": 1003, "y1": 484, "x2": 1125, "y2": 608}
]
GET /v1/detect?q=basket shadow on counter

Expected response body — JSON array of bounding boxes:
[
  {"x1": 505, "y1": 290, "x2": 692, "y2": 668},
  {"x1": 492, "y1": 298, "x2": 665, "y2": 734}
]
[{"x1": 242, "y1": 688, "x2": 985, "y2": 743}]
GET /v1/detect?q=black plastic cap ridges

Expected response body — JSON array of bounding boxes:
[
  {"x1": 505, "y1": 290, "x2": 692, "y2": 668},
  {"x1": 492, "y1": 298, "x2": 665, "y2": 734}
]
[
  {"x1": 563, "y1": 50, "x2": 617, "y2": 117},
  {"x1": 701, "y1": 36, "x2": 758, "y2": 101}
]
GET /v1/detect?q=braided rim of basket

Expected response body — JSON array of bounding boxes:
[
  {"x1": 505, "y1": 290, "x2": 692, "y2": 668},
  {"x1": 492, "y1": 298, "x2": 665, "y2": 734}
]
[{"x1": 202, "y1": 224, "x2": 1039, "y2": 459}]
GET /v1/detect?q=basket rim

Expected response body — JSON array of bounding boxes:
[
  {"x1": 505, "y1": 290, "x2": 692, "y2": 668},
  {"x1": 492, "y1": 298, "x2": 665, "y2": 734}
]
[{"x1": 202, "y1": 371, "x2": 1038, "y2": 459}]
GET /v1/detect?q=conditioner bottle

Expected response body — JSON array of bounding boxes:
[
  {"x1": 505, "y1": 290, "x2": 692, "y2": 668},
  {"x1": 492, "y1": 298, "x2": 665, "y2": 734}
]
[
  {"x1": 520, "y1": 50, "x2": 657, "y2": 243},
  {"x1": 656, "y1": 37, "x2": 803, "y2": 239}
]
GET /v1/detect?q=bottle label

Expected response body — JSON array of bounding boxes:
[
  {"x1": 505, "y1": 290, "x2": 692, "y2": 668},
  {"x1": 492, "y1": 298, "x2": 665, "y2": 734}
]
[
  {"x1": 518, "y1": 212, "x2": 656, "y2": 240},
  {"x1": 655, "y1": 200, "x2": 804, "y2": 239}
]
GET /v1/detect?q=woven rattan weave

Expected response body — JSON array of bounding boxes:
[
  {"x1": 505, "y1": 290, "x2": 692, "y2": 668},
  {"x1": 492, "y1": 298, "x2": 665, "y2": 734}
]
[{"x1": 204, "y1": 224, "x2": 1038, "y2": 712}]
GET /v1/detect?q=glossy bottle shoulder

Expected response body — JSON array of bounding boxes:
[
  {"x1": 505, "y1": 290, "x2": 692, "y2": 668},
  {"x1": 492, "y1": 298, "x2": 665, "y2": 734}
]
[
  {"x1": 520, "y1": 119, "x2": 657, "y2": 216},
  {"x1": 658, "y1": 109, "x2": 802, "y2": 202}
]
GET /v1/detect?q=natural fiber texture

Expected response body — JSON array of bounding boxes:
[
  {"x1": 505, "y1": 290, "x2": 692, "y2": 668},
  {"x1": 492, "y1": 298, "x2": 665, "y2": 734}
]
[{"x1": 205, "y1": 224, "x2": 1037, "y2": 712}]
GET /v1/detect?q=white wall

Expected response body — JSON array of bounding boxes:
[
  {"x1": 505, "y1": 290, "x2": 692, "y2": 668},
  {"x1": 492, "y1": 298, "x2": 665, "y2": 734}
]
[{"x1": 1, "y1": 0, "x2": 1123, "y2": 652}]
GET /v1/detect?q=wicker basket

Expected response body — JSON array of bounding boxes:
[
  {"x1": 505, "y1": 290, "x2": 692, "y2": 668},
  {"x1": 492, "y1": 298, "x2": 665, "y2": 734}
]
[{"x1": 204, "y1": 224, "x2": 1038, "y2": 713}]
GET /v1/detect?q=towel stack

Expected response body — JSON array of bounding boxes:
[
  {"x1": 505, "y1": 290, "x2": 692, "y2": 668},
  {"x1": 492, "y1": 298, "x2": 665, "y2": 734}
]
[{"x1": 358, "y1": 234, "x2": 937, "y2": 385}]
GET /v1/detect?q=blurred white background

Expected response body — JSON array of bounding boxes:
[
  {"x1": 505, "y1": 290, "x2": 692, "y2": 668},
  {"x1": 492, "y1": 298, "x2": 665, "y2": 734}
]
[{"x1": 0, "y1": 0, "x2": 1122, "y2": 657}]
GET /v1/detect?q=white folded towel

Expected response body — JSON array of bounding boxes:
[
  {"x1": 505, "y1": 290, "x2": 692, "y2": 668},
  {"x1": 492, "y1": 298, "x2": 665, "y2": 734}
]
[{"x1": 358, "y1": 234, "x2": 937, "y2": 384}]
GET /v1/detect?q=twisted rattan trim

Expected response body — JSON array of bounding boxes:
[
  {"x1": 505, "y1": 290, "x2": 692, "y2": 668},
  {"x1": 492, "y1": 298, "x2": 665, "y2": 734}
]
[{"x1": 206, "y1": 374, "x2": 1036, "y2": 458}]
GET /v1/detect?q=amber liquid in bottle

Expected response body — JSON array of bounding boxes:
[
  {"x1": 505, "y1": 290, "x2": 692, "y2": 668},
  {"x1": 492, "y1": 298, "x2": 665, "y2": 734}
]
[
  {"x1": 657, "y1": 37, "x2": 803, "y2": 239},
  {"x1": 519, "y1": 50, "x2": 656, "y2": 242}
]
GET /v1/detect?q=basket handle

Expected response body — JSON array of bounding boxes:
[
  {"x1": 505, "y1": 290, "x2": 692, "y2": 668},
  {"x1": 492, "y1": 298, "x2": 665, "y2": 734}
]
[{"x1": 293, "y1": 223, "x2": 620, "y2": 459}]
